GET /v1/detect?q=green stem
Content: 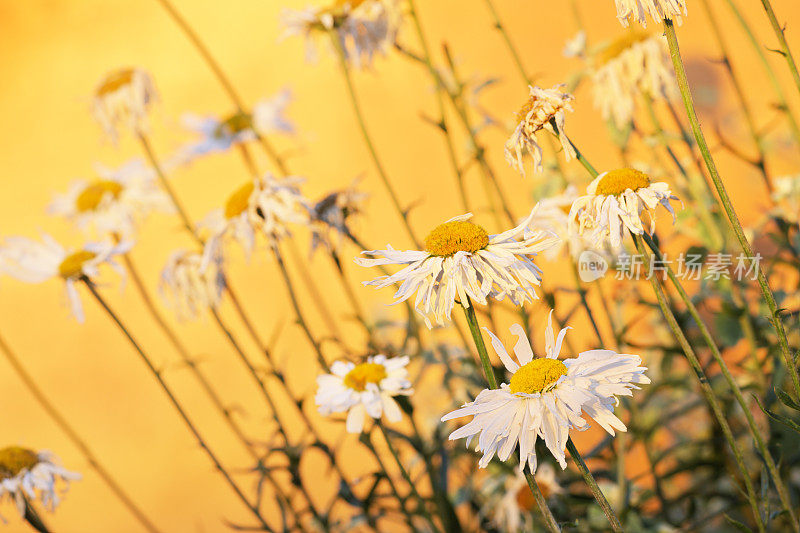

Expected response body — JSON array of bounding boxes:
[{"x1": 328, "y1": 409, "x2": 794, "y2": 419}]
[
  {"x1": 460, "y1": 300, "x2": 498, "y2": 389},
  {"x1": 566, "y1": 438, "x2": 622, "y2": 533},
  {"x1": 758, "y1": 0, "x2": 800, "y2": 101},
  {"x1": 22, "y1": 497, "x2": 51, "y2": 533},
  {"x1": 631, "y1": 235, "x2": 766, "y2": 532},
  {"x1": 523, "y1": 470, "x2": 561, "y2": 533},
  {"x1": 663, "y1": 19, "x2": 800, "y2": 402},
  {"x1": 0, "y1": 333, "x2": 163, "y2": 533}
]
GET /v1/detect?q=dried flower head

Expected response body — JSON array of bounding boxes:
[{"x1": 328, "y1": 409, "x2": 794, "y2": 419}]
[
  {"x1": 0, "y1": 446, "x2": 80, "y2": 518},
  {"x1": 91, "y1": 68, "x2": 156, "y2": 143},
  {"x1": 615, "y1": 0, "x2": 686, "y2": 27},
  {"x1": 310, "y1": 182, "x2": 368, "y2": 254},
  {"x1": 159, "y1": 249, "x2": 226, "y2": 320}
]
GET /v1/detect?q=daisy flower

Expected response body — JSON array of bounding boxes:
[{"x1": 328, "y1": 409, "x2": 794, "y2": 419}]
[
  {"x1": 771, "y1": 174, "x2": 800, "y2": 224},
  {"x1": 356, "y1": 208, "x2": 558, "y2": 328},
  {"x1": 493, "y1": 464, "x2": 563, "y2": 532},
  {"x1": 48, "y1": 159, "x2": 173, "y2": 238},
  {"x1": 159, "y1": 249, "x2": 226, "y2": 320},
  {"x1": 615, "y1": 0, "x2": 687, "y2": 27},
  {"x1": 441, "y1": 312, "x2": 649, "y2": 472},
  {"x1": 281, "y1": 0, "x2": 401, "y2": 69},
  {"x1": 591, "y1": 31, "x2": 676, "y2": 128},
  {"x1": 563, "y1": 31, "x2": 587, "y2": 58},
  {"x1": 309, "y1": 182, "x2": 368, "y2": 254},
  {"x1": 200, "y1": 174, "x2": 311, "y2": 261},
  {"x1": 526, "y1": 185, "x2": 600, "y2": 261},
  {"x1": 91, "y1": 68, "x2": 156, "y2": 143},
  {"x1": 176, "y1": 90, "x2": 295, "y2": 163},
  {"x1": 0, "y1": 446, "x2": 80, "y2": 518},
  {"x1": 315, "y1": 354, "x2": 413, "y2": 433},
  {"x1": 0, "y1": 234, "x2": 129, "y2": 322},
  {"x1": 569, "y1": 168, "x2": 680, "y2": 250},
  {"x1": 505, "y1": 85, "x2": 576, "y2": 176}
]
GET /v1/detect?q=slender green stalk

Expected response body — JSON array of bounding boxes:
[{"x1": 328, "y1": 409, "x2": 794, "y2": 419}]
[
  {"x1": 523, "y1": 471, "x2": 561, "y2": 533},
  {"x1": 663, "y1": 19, "x2": 800, "y2": 401},
  {"x1": 366, "y1": 431, "x2": 420, "y2": 530},
  {"x1": 566, "y1": 439, "x2": 622, "y2": 532},
  {"x1": 641, "y1": 232, "x2": 798, "y2": 530},
  {"x1": 758, "y1": 0, "x2": 800, "y2": 100},
  {"x1": 631, "y1": 235, "x2": 766, "y2": 532},
  {"x1": 0, "y1": 333, "x2": 163, "y2": 533},
  {"x1": 460, "y1": 300, "x2": 498, "y2": 389},
  {"x1": 328, "y1": 31, "x2": 420, "y2": 248},
  {"x1": 81, "y1": 279, "x2": 272, "y2": 531}
]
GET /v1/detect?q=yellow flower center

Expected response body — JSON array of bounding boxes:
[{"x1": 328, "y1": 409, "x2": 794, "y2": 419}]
[
  {"x1": 596, "y1": 31, "x2": 651, "y2": 66},
  {"x1": 96, "y1": 68, "x2": 135, "y2": 97},
  {"x1": 343, "y1": 362, "x2": 387, "y2": 391},
  {"x1": 508, "y1": 358, "x2": 568, "y2": 394},
  {"x1": 595, "y1": 168, "x2": 651, "y2": 196},
  {"x1": 514, "y1": 97, "x2": 537, "y2": 124},
  {"x1": 75, "y1": 180, "x2": 124, "y2": 212},
  {"x1": 224, "y1": 182, "x2": 255, "y2": 219},
  {"x1": 424, "y1": 220, "x2": 489, "y2": 257},
  {"x1": 58, "y1": 250, "x2": 97, "y2": 279},
  {"x1": 214, "y1": 112, "x2": 253, "y2": 139},
  {"x1": 0, "y1": 447, "x2": 39, "y2": 479}
]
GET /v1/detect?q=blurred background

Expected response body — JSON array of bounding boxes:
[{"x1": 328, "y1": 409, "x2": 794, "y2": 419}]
[{"x1": 1, "y1": 0, "x2": 799, "y2": 531}]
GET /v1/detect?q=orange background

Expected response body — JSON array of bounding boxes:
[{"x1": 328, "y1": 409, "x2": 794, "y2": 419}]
[{"x1": 1, "y1": 0, "x2": 799, "y2": 531}]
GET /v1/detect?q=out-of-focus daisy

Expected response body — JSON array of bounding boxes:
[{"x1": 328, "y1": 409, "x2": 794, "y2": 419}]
[
  {"x1": 441, "y1": 312, "x2": 649, "y2": 471},
  {"x1": 591, "y1": 31, "x2": 676, "y2": 128},
  {"x1": 505, "y1": 85, "x2": 576, "y2": 176},
  {"x1": 176, "y1": 90, "x2": 294, "y2": 163},
  {"x1": 0, "y1": 235, "x2": 129, "y2": 322},
  {"x1": 315, "y1": 354, "x2": 413, "y2": 433},
  {"x1": 771, "y1": 174, "x2": 800, "y2": 223},
  {"x1": 159, "y1": 249, "x2": 225, "y2": 320},
  {"x1": 48, "y1": 159, "x2": 173, "y2": 238},
  {"x1": 91, "y1": 68, "x2": 156, "y2": 143},
  {"x1": 492, "y1": 464, "x2": 563, "y2": 532},
  {"x1": 356, "y1": 208, "x2": 558, "y2": 328},
  {"x1": 201, "y1": 174, "x2": 310, "y2": 261},
  {"x1": 615, "y1": 0, "x2": 686, "y2": 27},
  {"x1": 563, "y1": 31, "x2": 587, "y2": 58},
  {"x1": 310, "y1": 182, "x2": 368, "y2": 254},
  {"x1": 281, "y1": 0, "x2": 401, "y2": 69},
  {"x1": 527, "y1": 185, "x2": 599, "y2": 261},
  {"x1": 0, "y1": 446, "x2": 80, "y2": 518},
  {"x1": 570, "y1": 168, "x2": 679, "y2": 250}
]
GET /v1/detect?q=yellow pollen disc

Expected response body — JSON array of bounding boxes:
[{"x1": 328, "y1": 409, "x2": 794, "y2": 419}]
[
  {"x1": 424, "y1": 220, "x2": 489, "y2": 257},
  {"x1": 595, "y1": 168, "x2": 651, "y2": 196},
  {"x1": 509, "y1": 358, "x2": 568, "y2": 394},
  {"x1": 343, "y1": 362, "x2": 387, "y2": 392},
  {"x1": 75, "y1": 180, "x2": 124, "y2": 212},
  {"x1": 58, "y1": 250, "x2": 97, "y2": 279},
  {"x1": 96, "y1": 68, "x2": 135, "y2": 96},
  {"x1": 214, "y1": 112, "x2": 253, "y2": 139},
  {"x1": 224, "y1": 182, "x2": 255, "y2": 219},
  {"x1": 514, "y1": 97, "x2": 537, "y2": 124},
  {"x1": 596, "y1": 31, "x2": 651, "y2": 66},
  {"x1": 0, "y1": 446, "x2": 38, "y2": 479}
]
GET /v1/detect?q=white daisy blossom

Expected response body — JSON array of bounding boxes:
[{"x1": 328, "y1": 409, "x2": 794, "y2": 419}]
[
  {"x1": 771, "y1": 174, "x2": 800, "y2": 224},
  {"x1": 505, "y1": 85, "x2": 576, "y2": 176},
  {"x1": 563, "y1": 31, "x2": 587, "y2": 58},
  {"x1": 615, "y1": 0, "x2": 686, "y2": 27},
  {"x1": 494, "y1": 464, "x2": 563, "y2": 532},
  {"x1": 175, "y1": 90, "x2": 294, "y2": 163},
  {"x1": 159, "y1": 249, "x2": 225, "y2": 320},
  {"x1": 48, "y1": 159, "x2": 173, "y2": 238},
  {"x1": 91, "y1": 68, "x2": 156, "y2": 143},
  {"x1": 200, "y1": 174, "x2": 311, "y2": 263},
  {"x1": 0, "y1": 447, "x2": 81, "y2": 518},
  {"x1": 315, "y1": 354, "x2": 413, "y2": 433},
  {"x1": 592, "y1": 32, "x2": 676, "y2": 128},
  {"x1": 0, "y1": 235, "x2": 130, "y2": 322},
  {"x1": 570, "y1": 168, "x2": 680, "y2": 250},
  {"x1": 356, "y1": 208, "x2": 558, "y2": 328},
  {"x1": 441, "y1": 313, "x2": 649, "y2": 472},
  {"x1": 281, "y1": 0, "x2": 401, "y2": 69},
  {"x1": 310, "y1": 183, "x2": 368, "y2": 254},
  {"x1": 526, "y1": 185, "x2": 598, "y2": 260}
]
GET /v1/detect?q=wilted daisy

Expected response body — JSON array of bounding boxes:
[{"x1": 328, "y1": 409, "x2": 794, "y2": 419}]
[
  {"x1": 48, "y1": 159, "x2": 173, "y2": 238},
  {"x1": 0, "y1": 235, "x2": 129, "y2": 322},
  {"x1": 441, "y1": 312, "x2": 649, "y2": 471},
  {"x1": 281, "y1": 0, "x2": 401, "y2": 69},
  {"x1": 526, "y1": 185, "x2": 599, "y2": 261},
  {"x1": 159, "y1": 249, "x2": 225, "y2": 320},
  {"x1": 505, "y1": 85, "x2": 576, "y2": 176},
  {"x1": 563, "y1": 31, "x2": 587, "y2": 58},
  {"x1": 492, "y1": 464, "x2": 563, "y2": 532},
  {"x1": 615, "y1": 0, "x2": 686, "y2": 27},
  {"x1": 0, "y1": 446, "x2": 81, "y2": 518},
  {"x1": 176, "y1": 90, "x2": 295, "y2": 163},
  {"x1": 570, "y1": 168, "x2": 679, "y2": 250},
  {"x1": 91, "y1": 68, "x2": 156, "y2": 143},
  {"x1": 309, "y1": 182, "x2": 368, "y2": 254},
  {"x1": 356, "y1": 208, "x2": 558, "y2": 328},
  {"x1": 771, "y1": 174, "x2": 800, "y2": 224},
  {"x1": 201, "y1": 174, "x2": 310, "y2": 261},
  {"x1": 315, "y1": 354, "x2": 413, "y2": 433},
  {"x1": 591, "y1": 31, "x2": 676, "y2": 128}
]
